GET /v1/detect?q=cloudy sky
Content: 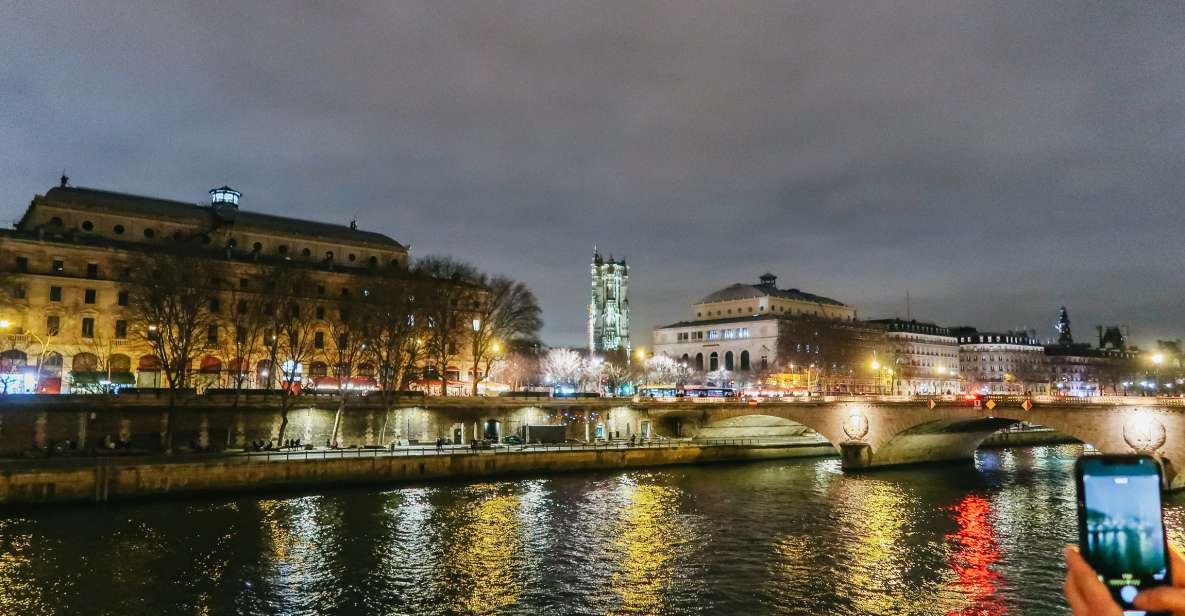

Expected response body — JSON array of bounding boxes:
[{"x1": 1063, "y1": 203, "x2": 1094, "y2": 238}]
[{"x1": 2, "y1": 1, "x2": 1182, "y2": 347}]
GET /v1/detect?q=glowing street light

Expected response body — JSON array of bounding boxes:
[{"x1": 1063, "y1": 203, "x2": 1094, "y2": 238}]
[
  {"x1": 870, "y1": 359, "x2": 880, "y2": 370},
  {"x1": 0, "y1": 319, "x2": 10, "y2": 329},
  {"x1": 1151, "y1": 353, "x2": 1165, "y2": 366}
]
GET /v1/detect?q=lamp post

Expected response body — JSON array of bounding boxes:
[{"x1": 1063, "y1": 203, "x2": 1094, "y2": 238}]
[{"x1": 470, "y1": 318, "x2": 482, "y2": 397}]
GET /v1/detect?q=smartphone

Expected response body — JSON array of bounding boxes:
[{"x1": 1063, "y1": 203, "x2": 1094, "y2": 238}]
[{"x1": 1076, "y1": 454, "x2": 1172, "y2": 615}]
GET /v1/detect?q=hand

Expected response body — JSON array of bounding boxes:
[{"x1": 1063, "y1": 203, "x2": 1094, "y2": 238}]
[{"x1": 1064, "y1": 544, "x2": 1185, "y2": 615}]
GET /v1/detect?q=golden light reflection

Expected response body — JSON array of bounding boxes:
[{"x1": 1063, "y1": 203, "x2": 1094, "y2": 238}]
[
  {"x1": 438, "y1": 484, "x2": 524, "y2": 615},
  {"x1": 0, "y1": 519, "x2": 48, "y2": 613},
  {"x1": 608, "y1": 483, "x2": 681, "y2": 615}
]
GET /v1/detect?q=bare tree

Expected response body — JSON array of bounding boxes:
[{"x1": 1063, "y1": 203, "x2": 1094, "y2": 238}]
[
  {"x1": 540, "y1": 348, "x2": 588, "y2": 391},
  {"x1": 321, "y1": 295, "x2": 370, "y2": 447},
  {"x1": 360, "y1": 276, "x2": 425, "y2": 444},
  {"x1": 126, "y1": 251, "x2": 222, "y2": 450},
  {"x1": 220, "y1": 275, "x2": 269, "y2": 401},
  {"x1": 414, "y1": 256, "x2": 480, "y2": 396},
  {"x1": 468, "y1": 275, "x2": 543, "y2": 396},
  {"x1": 259, "y1": 264, "x2": 319, "y2": 444}
]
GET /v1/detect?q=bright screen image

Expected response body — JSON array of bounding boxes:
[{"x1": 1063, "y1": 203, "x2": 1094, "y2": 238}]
[{"x1": 1082, "y1": 462, "x2": 1168, "y2": 607}]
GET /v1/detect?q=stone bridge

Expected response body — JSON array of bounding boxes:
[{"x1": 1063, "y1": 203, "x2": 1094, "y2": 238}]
[{"x1": 641, "y1": 398, "x2": 1185, "y2": 489}]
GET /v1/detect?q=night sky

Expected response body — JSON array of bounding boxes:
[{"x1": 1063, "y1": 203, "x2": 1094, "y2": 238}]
[{"x1": 3, "y1": 2, "x2": 1183, "y2": 347}]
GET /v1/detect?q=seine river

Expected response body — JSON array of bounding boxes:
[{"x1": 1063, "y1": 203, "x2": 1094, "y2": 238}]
[{"x1": 2, "y1": 445, "x2": 1184, "y2": 615}]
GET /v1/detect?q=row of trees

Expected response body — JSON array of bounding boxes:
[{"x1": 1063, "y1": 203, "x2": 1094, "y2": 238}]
[
  {"x1": 123, "y1": 249, "x2": 541, "y2": 447},
  {"x1": 531, "y1": 348, "x2": 694, "y2": 393}
]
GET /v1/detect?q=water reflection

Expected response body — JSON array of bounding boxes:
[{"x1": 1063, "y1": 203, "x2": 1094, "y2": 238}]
[
  {"x1": 946, "y1": 495, "x2": 1006, "y2": 615},
  {"x1": 0, "y1": 445, "x2": 1153, "y2": 615},
  {"x1": 608, "y1": 481, "x2": 681, "y2": 615}
]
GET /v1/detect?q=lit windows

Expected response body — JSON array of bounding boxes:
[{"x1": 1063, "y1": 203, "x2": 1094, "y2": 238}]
[
  {"x1": 49, "y1": 286, "x2": 62, "y2": 302},
  {"x1": 708, "y1": 330, "x2": 719, "y2": 340},
  {"x1": 81, "y1": 318, "x2": 94, "y2": 338}
]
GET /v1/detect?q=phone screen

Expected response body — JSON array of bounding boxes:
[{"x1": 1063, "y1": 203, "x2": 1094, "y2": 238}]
[{"x1": 1078, "y1": 455, "x2": 1171, "y2": 614}]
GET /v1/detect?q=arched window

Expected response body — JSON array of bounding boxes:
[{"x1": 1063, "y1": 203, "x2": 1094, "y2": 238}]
[
  {"x1": 137, "y1": 355, "x2": 162, "y2": 371},
  {"x1": 695, "y1": 353, "x2": 704, "y2": 371},
  {"x1": 72, "y1": 352, "x2": 99, "y2": 373},
  {"x1": 681, "y1": 353, "x2": 690, "y2": 365},
  {"x1": 709, "y1": 352, "x2": 719, "y2": 372},
  {"x1": 0, "y1": 349, "x2": 27, "y2": 372},
  {"x1": 199, "y1": 356, "x2": 222, "y2": 374},
  {"x1": 724, "y1": 351, "x2": 734, "y2": 371},
  {"x1": 109, "y1": 354, "x2": 131, "y2": 372},
  {"x1": 740, "y1": 351, "x2": 750, "y2": 371}
]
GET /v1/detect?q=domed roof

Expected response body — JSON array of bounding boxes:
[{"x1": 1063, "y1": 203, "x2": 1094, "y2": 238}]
[{"x1": 697, "y1": 278, "x2": 847, "y2": 307}]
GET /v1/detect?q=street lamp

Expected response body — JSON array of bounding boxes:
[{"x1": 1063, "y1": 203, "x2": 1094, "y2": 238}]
[{"x1": 0, "y1": 319, "x2": 9, "y2": 329}]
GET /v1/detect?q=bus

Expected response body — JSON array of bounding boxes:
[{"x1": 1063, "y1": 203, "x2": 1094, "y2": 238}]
[
  {"x1": 635, "y1": 386, "x2": 679, "y2": 401},
  {"x1": 683, "y1": 386, "x2": 739, "y2": 401}
]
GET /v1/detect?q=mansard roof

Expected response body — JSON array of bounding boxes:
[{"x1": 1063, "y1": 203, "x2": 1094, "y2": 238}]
[
  {"x1": 31, "y1": 186, "x2": 404, "y2": 249},
  {"x1": 696, "y1": 282, "x2": 847, "y2": 307}
]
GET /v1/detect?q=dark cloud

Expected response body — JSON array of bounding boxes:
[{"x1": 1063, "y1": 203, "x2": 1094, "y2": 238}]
[{"x1": 2, "y1": 1, "x2": 1182, "y2": 345}]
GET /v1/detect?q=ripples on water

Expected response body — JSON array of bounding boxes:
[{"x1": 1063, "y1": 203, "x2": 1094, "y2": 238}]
[{"x1": 1, "y1": 444, "x2": 1182, "y2": 615}]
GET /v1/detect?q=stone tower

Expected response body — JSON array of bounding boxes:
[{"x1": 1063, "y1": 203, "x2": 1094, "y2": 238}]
[{"x1": 588, "y1": 247, "x2": 630, "y2": 354}]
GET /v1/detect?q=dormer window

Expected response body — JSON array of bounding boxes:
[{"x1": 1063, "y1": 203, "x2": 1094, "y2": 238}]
[
  {"x1": 144, "y1": 228, "x2": 155, "y2": 238},
  {"x1": 113, "y1": 224, "x2": 125, "y2": 235},
  {"x1": 81, "y1": 220, "x2": 94, "y2": 231}
]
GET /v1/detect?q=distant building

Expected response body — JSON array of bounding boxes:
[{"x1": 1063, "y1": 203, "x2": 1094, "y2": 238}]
[
  {"x1": 954, "y1": 328, "x2": 1048, "y2": 395},
  {"x1": 866, "y1": 319, "x2": 960, "y2": 395},
  {"x1": 691, "y1": 273, "x2": 856, "y2": 322},
  {"x1": 652, "y1": 274, "x2": 882, "y2": 392},
  {"x1": 588, "y1": 248, "x2": 630, "y2": 355}
]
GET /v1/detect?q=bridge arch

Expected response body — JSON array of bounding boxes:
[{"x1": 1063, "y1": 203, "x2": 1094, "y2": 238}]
[{"x1": 646, "y1": 400, "x2": 1185, "y2": 489}]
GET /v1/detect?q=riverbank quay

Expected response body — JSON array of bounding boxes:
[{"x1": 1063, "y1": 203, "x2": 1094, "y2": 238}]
[{"x1": 0, "y1": 439, "x2": 836, "y2": 506}]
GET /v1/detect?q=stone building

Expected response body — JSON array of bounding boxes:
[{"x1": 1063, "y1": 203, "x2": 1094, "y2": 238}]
[
  {"x1": 0, "y1": 181, "x2": 470, "y2": 394},
  {"x1": 866, "y1": 319, "x2": 961, "y2": 395},
  {"x1": 588, "y1": 248, "x2": 630, "y2": 355},
  {"x1": 953, "y1": 328, "x2": 1048, "y2": 395},
  {"x1": 651, "y1": 274, "x2": 881, "y2": 391}
]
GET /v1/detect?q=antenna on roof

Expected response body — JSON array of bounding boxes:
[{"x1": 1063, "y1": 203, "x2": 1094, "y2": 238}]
[
  {"x1": 349, "y1": 218, "x2": 358, "y2": 231},
  {"x1": 59, "y1": 170, "x2": 69, "y2": 188}
]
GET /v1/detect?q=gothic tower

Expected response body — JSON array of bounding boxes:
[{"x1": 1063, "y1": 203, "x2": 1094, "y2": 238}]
[{"x1": 588, "y1": 247, "x2": 630, "y2": 354}]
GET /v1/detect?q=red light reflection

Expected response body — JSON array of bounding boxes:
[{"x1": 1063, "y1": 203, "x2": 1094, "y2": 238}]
[{"x1": 947, "y1": 494, "x2": 1006, "y2": 615}]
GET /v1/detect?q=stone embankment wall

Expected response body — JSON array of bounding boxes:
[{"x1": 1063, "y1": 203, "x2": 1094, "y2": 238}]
[
  {"x1": 0, "y1": 394, "x2": 649, "y2": 456},
  {"x1": 0, "y1": 443, "x2": 836, "y2": 505}
]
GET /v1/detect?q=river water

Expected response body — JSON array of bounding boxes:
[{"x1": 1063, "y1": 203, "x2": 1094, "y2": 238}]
[{"x1": 1, "y1": 445, "x2": 1183, "y2": 615}]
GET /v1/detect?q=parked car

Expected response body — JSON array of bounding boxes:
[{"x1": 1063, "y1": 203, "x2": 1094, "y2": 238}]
[{"x1": 502, "y1": 435, "x2": 523, "y2": 445}]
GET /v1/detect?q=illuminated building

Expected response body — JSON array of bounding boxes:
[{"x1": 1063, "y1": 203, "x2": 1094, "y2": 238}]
[
  {"x1": 588, "y1": 248, "x2": 630, "y2": 354},
  {"x1": 865, "y1": 318, "x2": 961, "y2": 395},
  {"x1": 953, "y1": 328, "x2": 1048, "y2": 395},
  {"x1": 0, "y1": 179, "x2": 444, "y2": 393}
]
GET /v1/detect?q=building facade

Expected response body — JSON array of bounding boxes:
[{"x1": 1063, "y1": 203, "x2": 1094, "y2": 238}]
[
  {"x1": 954, "y1": 328, "x2": 1048, "y2": 395},
  {"x1": 652, "y1": 274, "x2": 879, "y2": 390},
  {"x1": 588, "y1": 249, "x2": 630, "y2": 354},
  {"x1": 867, "y1": 319, "x2": 961, "y2": 395},
  {"x1": 0, "y1": 181, "x2": 474, "y2": 394}
]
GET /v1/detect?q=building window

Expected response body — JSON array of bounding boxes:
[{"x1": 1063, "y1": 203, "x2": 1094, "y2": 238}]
[
  {"x1": 302, "y1": 248, "x2": 311, "y2": 257},
  {"x1": 82, "y1": 220, "x2": 94, "y2": 231},
  {"x1": 47, "y1": 316, "x2": 60, "y2": 336},
  {"x1": 448, "y1": 342, "x2": 458, "y2": 355},
  {"x1": 278, "y1": 245, "x2": 288, "y2": 255},
  {"x1": 86, "y1": 263, "x2": 99, "y2": 279},
  {"x1": 709, "y1": 352, "x2": 719, "y2": 371},
  {"x1": 724, "y1": 351, "x2": 734, "y2": 371},
  {"x1": 207, "y1": 325, "x2": 218, "y2": 345},
  {"x1": 760, "y1": 356, "x2": 768, "y2": 370},
  {"x1": 315, "y1": 306, "x2": 325, "y2": 319},
  {"x1": 115, "y1": 320, "x2": 127, "y2": 339},
  {"x1": 15, "y1": 256, "x2": 27, "y2": 272},
  {"x1": 708, "y1": 330, "x2": 719, "y2": 340},
  {"x1": 117, "y1": 290, "x2": 129, "y2": 306},
  {"x1": 723, "y1": 329, "x2": 735, "y2": 339},
  {"x1": 81, "y1": 318, "x2": 95, "y2": 338},
  {"x1": 739, "y1": 327, "x2": 750, "y2": 338},
  {"x1": 236, "y1": 326, "x2": 246, "y2": 344},
  {"x1": 348, "y1": 253, "x2": 356, "y2": 262},
  {"x1": 13, "y1": 285, "x2": 26, "y2": 299},
  {"x1": 143, "y1": 228, "x2": 155, "y2": 238},
  {"x1": 209, "y1": 298, "x2": 220, "y2": 313},
  {"x1": 236, "y1": 300, "x2": 247, "y2": 314},
  {"x1": 253, "y1": 242, "x2": 263, "y2": 252},
  {"x1": 340, "y1": 288, "x2": 350, "y2": 297},
  {"x1": 740, "y1": 351, "x2": 750, "y2": 371},
  {"x1": 314, "y1": 331, "x2": 325, "y2": 349},
  {"x1": 113, "y1": 224, "x2": 125, "y2": 235},
  {"x1": 84, "y1": 289, "x2": 96, "y2": 304},
  {"x1": 49, "y1": 286, "x2": 62, "y2": 302},
  {"x1": 52, "y1": 259, "x2": 64, "y2": 273},
  {"x1": 239, "y1": 278, "x2": 249, "y2": 289}
]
